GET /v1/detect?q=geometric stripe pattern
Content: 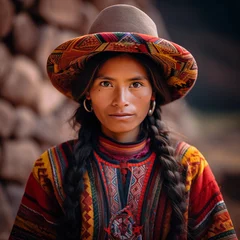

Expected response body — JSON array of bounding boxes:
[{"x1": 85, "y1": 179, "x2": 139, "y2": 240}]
[
  {"x1": 80, "y1": 178, "x2": 94, "y2": 239},
  {"x1": 9, "y1": 138, "x2": 238, "y2": 240}
]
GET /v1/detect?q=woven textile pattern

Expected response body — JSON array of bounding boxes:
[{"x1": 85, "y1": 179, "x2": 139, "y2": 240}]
[{"x1": 9, "y1": 138, "x2": 237, "y2": 240}]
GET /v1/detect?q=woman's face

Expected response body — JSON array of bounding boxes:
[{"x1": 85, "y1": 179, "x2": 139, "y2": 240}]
[{"x1": 88, "y1": 54, "x2": 153, "y2": 142}]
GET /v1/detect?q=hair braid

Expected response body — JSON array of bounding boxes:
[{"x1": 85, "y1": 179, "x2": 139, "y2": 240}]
[
  {"x1": 147, "y1": 107, "x2": 187, "y2": 238},
  {"x1": 57, "y1": 108, "x2": 95, "y2": 240}
]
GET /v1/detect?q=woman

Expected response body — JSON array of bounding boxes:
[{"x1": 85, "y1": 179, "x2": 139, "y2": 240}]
[{"x1": 9, "y1": 4, "x2": 237, "y2": 240}]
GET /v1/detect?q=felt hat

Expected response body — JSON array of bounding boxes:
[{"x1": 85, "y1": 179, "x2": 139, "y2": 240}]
[{"x1": 47, "y1": 4, "x2": 198, "y2": 104}]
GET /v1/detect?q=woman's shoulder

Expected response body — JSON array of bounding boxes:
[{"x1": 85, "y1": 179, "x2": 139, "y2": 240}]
[
  {"x1": 175, "y1": 141, "x2": 206, "y2": 162},
  {"x1": 31, "y1": 139, "x2": 77, "y2": 185},
  {"x1": 48, "y1": 139, "x2": 77, "y2": 158},
  {"x1": 30, "y1": 139, "x2": 78, "y2": 205},
  {"x1": 39, "y1": 139, "x2": 77, "y2": 165},
  {"x1": 175, "y1": 141, "x2": 209, "y2": 182}
]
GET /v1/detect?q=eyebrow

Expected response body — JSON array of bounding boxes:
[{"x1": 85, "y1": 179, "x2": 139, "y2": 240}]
[{"x1": 95, "y1": 75, "x2": 148, "y2": 81}]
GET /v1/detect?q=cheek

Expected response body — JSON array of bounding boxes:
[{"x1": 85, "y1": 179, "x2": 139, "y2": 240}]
[
  {"x1": 90, "y1": 90, "x2": 109, "y2": 115},
  {"x1": 90, "y1": 87, "x2": 110, "y2": 99},
  {"x1": 137, "y1": 90, "x2": 152, "y2": 105},
  {"x1": 91, "y1": 100, "x2": 106, "y2": 114},
  {"x1": 137, "y1": 85, "x2": 152, "y2": 98},
  {"x1": 134, "y1": 97, "x2": 151, "y2": 118},
  {"x1": 90, "y1": 88, "x2": 105, "y2": 104},
  {"x1": 90, "y1": 103, "x2": 106, "y2": 125}
]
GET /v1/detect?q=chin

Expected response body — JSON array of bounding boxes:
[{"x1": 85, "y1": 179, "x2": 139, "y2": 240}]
[{"x1": 108, "y1": 125, "x2": 139, "y2": 135}]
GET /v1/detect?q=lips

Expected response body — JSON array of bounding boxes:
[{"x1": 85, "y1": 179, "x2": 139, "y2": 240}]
[
  {"x1": 109, "y1": 113, "x2": 133, "y2": 117},
  {"x1": 108, "y1": 113, "x2": 134, "y2": 120}
]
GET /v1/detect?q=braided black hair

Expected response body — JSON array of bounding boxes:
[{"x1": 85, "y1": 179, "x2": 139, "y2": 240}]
[
  {"x1": 57, "y1": 52, "x2": 187, "y2": 239},
  {"x1": 56, "y1": 55, "x2": 102, "y2": 239},
  {"x1": 147, "y1": 108, "x2": 187, "y2": 238}
]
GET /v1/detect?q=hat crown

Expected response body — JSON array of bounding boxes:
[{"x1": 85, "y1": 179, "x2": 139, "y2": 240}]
[{"x1": 88, "y1": 4, "x2": 158, "y2": 37}]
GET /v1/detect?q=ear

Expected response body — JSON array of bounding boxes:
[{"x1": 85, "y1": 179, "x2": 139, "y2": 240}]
[
  {"x1": 85, "y1": 92, "x2": 91, "y2": 100},
  {"x1": 151, "y1": 92, "x2": 156, "y2": 101}
]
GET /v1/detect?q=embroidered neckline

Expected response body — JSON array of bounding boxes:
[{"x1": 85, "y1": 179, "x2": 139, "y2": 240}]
[{"x1": 96, "y1": 133, "x2": 150, "y2": 162}]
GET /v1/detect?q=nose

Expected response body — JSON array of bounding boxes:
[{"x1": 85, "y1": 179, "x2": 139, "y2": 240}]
[{"x1": 112, "y1": 87, "x2": 129, "y2": 108}]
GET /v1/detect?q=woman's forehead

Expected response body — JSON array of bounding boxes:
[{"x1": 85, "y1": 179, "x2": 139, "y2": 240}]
[{"x1": 96, "y1": 54, "x2": 149, "y2": 76}]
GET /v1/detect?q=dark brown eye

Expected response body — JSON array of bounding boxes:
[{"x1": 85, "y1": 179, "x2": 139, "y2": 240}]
[
  {"x1": 100, "y1": 81, "x2": 112, "y2": 87},
  {"x1": 130, "y1": 82, "x2": 143, "y2": 88}
]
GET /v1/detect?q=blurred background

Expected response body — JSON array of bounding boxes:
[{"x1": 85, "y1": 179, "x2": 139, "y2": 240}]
[{"x1": 0, "y1": 0, "x2": 239, "y2": 238}]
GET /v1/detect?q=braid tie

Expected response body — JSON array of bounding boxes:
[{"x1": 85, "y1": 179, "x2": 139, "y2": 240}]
[{"x1": 147, "y1": 108, "x2": 187, "y2": 238}]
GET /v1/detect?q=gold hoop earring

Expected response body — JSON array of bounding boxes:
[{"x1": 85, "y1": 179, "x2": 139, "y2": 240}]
[
  {"x1": 83, "y1": 99, "x2": 92, "y2": 112},
  {"x1": 148, "y1": 100, "x2": 156, "y2": 116}
]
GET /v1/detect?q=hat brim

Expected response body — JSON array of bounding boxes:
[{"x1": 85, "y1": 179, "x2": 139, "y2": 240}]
[{"x1": 47, "y1": 32, "x2": 198, "y2": 104}]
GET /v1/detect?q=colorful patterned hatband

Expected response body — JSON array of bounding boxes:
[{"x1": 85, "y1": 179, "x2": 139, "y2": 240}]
[{"x1": 47, "y1": 32, "x2": 198, "y2": 104}]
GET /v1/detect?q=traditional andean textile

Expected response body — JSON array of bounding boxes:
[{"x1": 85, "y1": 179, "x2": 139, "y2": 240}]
[{"x1": 9, "y1": 136, "x2": 237, "y2": 239}]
